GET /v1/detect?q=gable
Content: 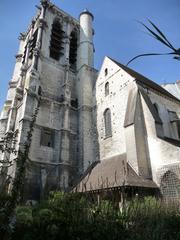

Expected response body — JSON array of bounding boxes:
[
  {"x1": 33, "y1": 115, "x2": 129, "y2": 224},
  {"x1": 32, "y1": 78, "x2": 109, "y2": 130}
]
[
  {"x1": 96, "y1": 56, "x2": 135, "y2": 87},
  {"x1": 109, "y1": 57, "x2": 180, "y2": 103}
]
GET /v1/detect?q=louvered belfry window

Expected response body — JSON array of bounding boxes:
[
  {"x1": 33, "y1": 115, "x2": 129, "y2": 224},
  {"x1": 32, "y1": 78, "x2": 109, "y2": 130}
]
[
  {"x1": 69, "y1": 31, "x2": 77, "y2": 69},
  {"x1": 104, "y1": 108, "x2": 112, "y2": 138},
  {"x1": 29, "y1": 29, "x2": 38, "y2": 59},
  {"x1": 50, "y1": 20, "x2": 64, "y2": 60}
]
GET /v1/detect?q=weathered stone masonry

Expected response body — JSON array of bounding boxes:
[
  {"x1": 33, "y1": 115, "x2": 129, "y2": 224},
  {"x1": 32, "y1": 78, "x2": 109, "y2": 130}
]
[{"x1": 0, "y1": 1, "x2": 180, "y2": 201}]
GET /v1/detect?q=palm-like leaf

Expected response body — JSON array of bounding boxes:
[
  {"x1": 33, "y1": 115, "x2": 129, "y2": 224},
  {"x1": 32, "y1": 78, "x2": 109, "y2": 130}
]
[
  {"x1": 127, "y1": 20, "x2": 180, "y2": 65},
  {"x1": 127, "y1": 52, "x2": 175, "y2": 66},
  {"x1": 147, "y1": 19, "x2": 176, "y2": 51}
]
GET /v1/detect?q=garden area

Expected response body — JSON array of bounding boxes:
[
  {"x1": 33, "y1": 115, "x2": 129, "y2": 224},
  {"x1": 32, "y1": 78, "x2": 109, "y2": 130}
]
[{"x1": 0, "y1": 192, "x2": 180, "y2": 240}]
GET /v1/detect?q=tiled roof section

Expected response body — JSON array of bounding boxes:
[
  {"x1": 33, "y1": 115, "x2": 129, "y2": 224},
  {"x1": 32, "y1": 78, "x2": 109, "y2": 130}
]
[
  {"x1": 109, "y1": 57, "x2": 180, "y2": 102},
  {"x1": 74, "y1": 154, "x2": 158, "y2": 192}
]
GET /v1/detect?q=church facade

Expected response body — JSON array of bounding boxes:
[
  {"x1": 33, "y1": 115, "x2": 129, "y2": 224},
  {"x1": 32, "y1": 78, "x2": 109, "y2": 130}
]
[
  {"x1": 75, "y1": 57, "x2": 180, "y2": 202},
  {"x1": 0, "y1": 0, "x2": 180, "y2": 201}
]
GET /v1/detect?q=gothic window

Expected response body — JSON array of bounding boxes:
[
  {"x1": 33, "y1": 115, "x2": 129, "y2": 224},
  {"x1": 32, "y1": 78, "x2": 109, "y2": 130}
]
[
  {"x1": 69, "y1": 31, "x2": 77, "y2": 69},
  {"x1": 41, "y1": 128, "x2": 54, "y2": 148},
  {"x1": 105, "y1": 68, "x2": 108, "y2": 76},
  {"x1": 104, "y1": 108, "x2": 112, "y2": 138},
  {"x1": 49, "y1": 20, "x2": 65, "y2": 60},
  {"x1": 29, "y1": 29, "x2": 38, "y2": 59},
  {"x1": 105, "y1": 82, "x2": 109, "y2": 96}
]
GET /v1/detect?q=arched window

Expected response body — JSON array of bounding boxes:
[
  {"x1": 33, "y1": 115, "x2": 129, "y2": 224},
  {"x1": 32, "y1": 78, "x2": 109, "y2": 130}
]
[
  {"x1": 49, "y1": 20, "x2": 64, "y2": 60},
  {"x1": 104, "y1": 108, "x2": 112, "y2": 138},
  {"x1": 105, "y1": 82, "x2": 109, "y2": 96},
  {"x1": 69, "y1": 31, "x2": 77, "y2": 69},
  {"x1": 105, "y1": 68, "x2": 108, "y2": 76},
  {"x1": 161, "y1": 171, "x2": 180, "y2": 199}
]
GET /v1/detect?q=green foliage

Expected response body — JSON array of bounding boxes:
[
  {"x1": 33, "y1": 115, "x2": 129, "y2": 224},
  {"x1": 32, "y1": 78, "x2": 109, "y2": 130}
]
[
  {"x1": 127, "y1": 20, "x2": 180, "y2": 65},
  {"x1": 2, "y1": 193, "x2": 178, "y2": 240},
  {"x1": 15, "y1": 207, "x2": 33, "y2": 227},
  {"x1": 0, "y1": 97, "x2": 41, "y2": 240}
]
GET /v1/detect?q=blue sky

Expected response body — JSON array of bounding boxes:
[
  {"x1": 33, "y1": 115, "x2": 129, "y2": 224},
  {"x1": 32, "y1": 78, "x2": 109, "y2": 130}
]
[{"x1": 0, "y1": 0, "x2": 180, "y2": 110}]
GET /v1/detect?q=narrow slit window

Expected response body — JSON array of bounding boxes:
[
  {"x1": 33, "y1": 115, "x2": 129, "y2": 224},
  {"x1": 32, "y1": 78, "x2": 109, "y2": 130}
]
[
  {"x1": 105, "y1": 82, "x2": 109, "y2": 96},
  {"x1": 49, "y1": 20, "x2": 64, "y2": 60},
  {"x1": 69, "y1": 31, "x2": 77, "y2": 69},
  {"x1": 104, "y1": 108, "x2": 112, "y2": 138},
  {"x1": 177, "y1": 122, "x2": 180, "y2": 139},
  {"x1": 153, "y1": 103, "x2": 159, "y2": 115},
  {"x1": 105, "y1": 68, "x2": 108, "y2": 76}
]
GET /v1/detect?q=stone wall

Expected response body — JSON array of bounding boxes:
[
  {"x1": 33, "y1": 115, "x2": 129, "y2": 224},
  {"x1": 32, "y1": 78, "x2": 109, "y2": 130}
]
[{"x1": 95, "y1": 57, "x2": 135, "y2": 160}]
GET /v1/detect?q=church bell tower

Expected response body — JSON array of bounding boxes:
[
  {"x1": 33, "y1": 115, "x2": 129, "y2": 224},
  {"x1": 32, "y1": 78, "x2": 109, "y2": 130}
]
[{"x1": 0, "y1": 0, "x2": 97, "y2": 199}]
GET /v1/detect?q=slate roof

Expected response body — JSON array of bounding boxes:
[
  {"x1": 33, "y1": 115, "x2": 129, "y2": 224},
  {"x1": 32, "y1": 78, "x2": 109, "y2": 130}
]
[
  {"x1": 109, "y1": 57, "x2": 180, "y2": 103},
  {"x1": 73, "y1": 154, "x2": 157, "y2": 193}
]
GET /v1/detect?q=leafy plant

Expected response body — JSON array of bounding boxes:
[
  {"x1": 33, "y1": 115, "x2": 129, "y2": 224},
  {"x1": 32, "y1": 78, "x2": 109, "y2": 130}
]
[
  {"x1": 0, "y1": 96, "x2": 41, "y2": 240},
  {"x1": 127, "y1": 20, "x2": 180, "y2": 65}
]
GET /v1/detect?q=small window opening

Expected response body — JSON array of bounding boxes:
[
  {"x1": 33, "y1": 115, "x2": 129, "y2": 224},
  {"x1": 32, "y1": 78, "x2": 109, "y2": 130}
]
[
  {"x1": 29, "y1": 29, "x2": 38, "y2": 59},
  {"x1": 153, "y1": 103, "x2": 159, "y2": 115},
  {"x1": 50, "y1": 20, "x2": 65, "y2": 60},
  {"x1": 177, "y1": 122, "x2": 180, "y2": 139},
  {"x1": 41, "y1": 128, "x2": 54, "y2": 148},
  {"x1": 105, "y1": 82, "x2": 109, "y2": 96},
  {"x1": 104, "y1": 108, "x2": 112, "y2": 138},
  {"x1": 69, "y1": 31, "x2": 77, "y2": 70},
  {"x1": 105, "y1": 68, "x2": 108, "y2": 76},
  {"x1": 71, "y1": 98, "x2": 78, "y2": 108},
  {"x1": 38, "y1": 86, "x2": 42, "y2": 96},
  {"x1": 59, "y1": 94, "x2": 64, "y2": 102}
]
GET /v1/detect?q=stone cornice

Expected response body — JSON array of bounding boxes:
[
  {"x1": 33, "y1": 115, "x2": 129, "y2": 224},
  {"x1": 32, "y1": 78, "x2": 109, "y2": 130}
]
[
  {"x1": 48, "y1": 4, "x2": 79, "y2": 27},
  {"x1": 18, "y1": 33, "x2": 26, "y2": 41},
  {"x1": 15, "y1": 54, "x2": 23, "y2": 62},
  {"x1": 8, "y1": 81, "x2": 18, "y2": 88},
  {"x1": 19, "y1": 117, "x2": 77, "y2": 136},
  {"x1": 78, "y1": 105, "x2": 92, "y2": 112},
  {"x1": 37, "y1": 18, "x2": 48, "y2": 29},
  {"x1": 77, "y1": 64, "x2": 98, "y2": 74}
]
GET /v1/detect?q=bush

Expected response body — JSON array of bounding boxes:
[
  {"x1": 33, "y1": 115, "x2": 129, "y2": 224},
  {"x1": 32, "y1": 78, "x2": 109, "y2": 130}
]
[{"x1": 3, "y1": 193, "x2": 179, "y2": 240}]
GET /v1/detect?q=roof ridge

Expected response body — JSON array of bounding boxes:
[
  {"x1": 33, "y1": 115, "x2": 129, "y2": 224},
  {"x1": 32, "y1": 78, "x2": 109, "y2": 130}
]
[{"x1": 108, "y1": 56, "x2": 180, "y2": 102}]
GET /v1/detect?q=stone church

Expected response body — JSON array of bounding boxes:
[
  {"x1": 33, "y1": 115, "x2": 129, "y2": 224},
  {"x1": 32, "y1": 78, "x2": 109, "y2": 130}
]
[{"x1": 0, "y1": 0, "x2": 180, "y2": 201}]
